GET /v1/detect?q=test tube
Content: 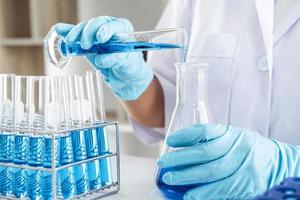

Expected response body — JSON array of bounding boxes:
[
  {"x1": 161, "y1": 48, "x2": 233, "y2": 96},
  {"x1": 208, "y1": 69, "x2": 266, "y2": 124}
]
[
  {"x1": 41, "y1": 76, "x2": 63, "y2": 200},
  {"x1": 66, "y1": 75, "x2": 89, "y2": 194},
  {"x1": 77, "y1": 74, "x2": 102, "y2": 190},
  {"x1": 0, "y1": 74, "x2": 15, "y2": 196},
  {"x1": 44, "y1": 27, "x2": 187, "y2": 68},
  {"x1": 86, "y1": 70, "x2": 112, "y2": 186},
  {"x1": 57, "y1": 76, "x2": 77, "y2": 199},
  {"x1": 26, "y1": 76, "x2": 48, "y2": 199},
  {"x1": 12, "y1": 76, "x2": 29, "y2": 198}
]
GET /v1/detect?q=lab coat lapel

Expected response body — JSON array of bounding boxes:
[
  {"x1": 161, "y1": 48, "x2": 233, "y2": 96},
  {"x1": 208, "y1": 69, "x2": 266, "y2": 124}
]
[
  {"x1": 274, "y1": 1, "x2": 300, "y2": 44},
  {"x1": 255, "y1": 0, "x2": 274, "y2": 74}
]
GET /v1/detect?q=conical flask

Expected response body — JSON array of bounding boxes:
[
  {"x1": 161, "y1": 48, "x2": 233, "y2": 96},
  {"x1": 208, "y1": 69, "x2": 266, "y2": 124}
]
[{"x1": 155, "y1": 62, "x2": 209, "y2": 199}]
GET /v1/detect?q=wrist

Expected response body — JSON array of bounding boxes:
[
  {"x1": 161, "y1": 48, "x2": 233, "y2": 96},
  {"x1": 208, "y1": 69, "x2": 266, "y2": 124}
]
[{"x1": 272, "y1": 140, "x2": 300, "y2": 181}]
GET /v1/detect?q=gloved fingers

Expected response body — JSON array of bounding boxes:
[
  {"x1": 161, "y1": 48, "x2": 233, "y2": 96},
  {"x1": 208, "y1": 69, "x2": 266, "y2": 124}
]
[
  {"x1": 94, "y1": 53, "x2": 127, "y2": 69},
  {"x1": 157, "y1": 127, "x2": 237, "y2": 168},
  {"x1": 54, "y1": 23, "x2": 74, "y2": 37},
  {"x1": 96, "y1": 18, "x2": 134, "y2": 43},
  {"x1": 183, "y1": 175, "x2": 254, "y2": 200},
  {"x1": 166, "y1": 123, "x2": 229, "y2": 148},
  {"x1": 80, "y1": 16, "x2": 116, "y2": 49},
  {"x1": 64, "y1": 20, "x2": 88, "y2": 44},
  {"x1": 162, "y1": 133, "x2": 251, "y2": 185}
]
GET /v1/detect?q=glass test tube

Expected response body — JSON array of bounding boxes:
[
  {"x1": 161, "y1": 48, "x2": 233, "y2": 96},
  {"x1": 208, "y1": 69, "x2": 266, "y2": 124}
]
[
  {"x1": 44, "y1": 27, "x2": 187, "y2": 68},
  {"x1": 26, "y1": 76, "x2": 48, "y2": 199},
  {"x1": 79, "y1": 74, "x2": 102, "y2": 190},
  {"x1": 66, "y1": 75, "x2": 89, "y2": 194},
  {"x1": 41, "y1": 76, "x2": 63, "y2": 200},
  {"x1": 86, "y1": 70, "x2": 112, "y2": 186},
  {"x1": 0, "y1": 74, "x2": 14, "y2": 196},
  {"x1": 58, "y1": 76, "x2": 77, "y2": 199},
  {"x1": 12, "y1": 76, "x2": 29, "y2": 197}
]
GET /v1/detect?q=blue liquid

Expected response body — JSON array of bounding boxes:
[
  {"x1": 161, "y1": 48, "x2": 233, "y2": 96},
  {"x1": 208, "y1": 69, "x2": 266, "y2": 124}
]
[
  {"x1": 60, "y1": 41, "x2": 181, "y2": 56},
  {"x1": 84, "y1": 128, "x2": 101, "y2": 190},
  {"x1": 12, "y1": 135, "x2": 28, "y2": 197},
  {"x1": 12, "y1": 168, "x2": 27, "y2": 198},
  {"x1": 27, "y1": 170, "x2": 42, "y2": 200},
  {"x1": 71, "y1": 130, "x2": 89, "y2": 194},
  {"x1": 96, "y1": 127, "x2": 112, "y2": 185},
  {"x1": 156, "y1": 168, "x2": 201, "y2": 200},
  {"x1": 28, "y1": 136, "x2": 44, "y2": 166},
  {"x1": 0, "y1": 132, "x2": 13, "y2": 195},
  {"x1": 42, "y1": 138, "x2": 60, "y2": 200},
  {"x1": 59, "y1": 135, "x2": 76, "y2": 198},
  {"x1": 27, "y1": 136, "x2": 44, "y2": 199}
]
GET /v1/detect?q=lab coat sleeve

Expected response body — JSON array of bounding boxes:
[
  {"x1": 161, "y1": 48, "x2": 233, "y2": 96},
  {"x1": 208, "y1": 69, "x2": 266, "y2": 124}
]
[{"x1": 129, "y1": 0, "x2": 194, "y2": 145}]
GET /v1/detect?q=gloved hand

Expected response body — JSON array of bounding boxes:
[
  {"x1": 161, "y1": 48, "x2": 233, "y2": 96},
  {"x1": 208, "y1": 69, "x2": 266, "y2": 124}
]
[
  {"x1": 157, "y1": 124, "x2": 300, "y2": 200},
  {"x1": 54, "y1": 16, "x2": 154, "y2": 101}
]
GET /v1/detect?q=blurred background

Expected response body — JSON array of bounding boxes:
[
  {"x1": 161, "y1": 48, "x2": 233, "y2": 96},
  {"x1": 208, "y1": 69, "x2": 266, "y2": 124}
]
[{"x1": 0, "y1": 0, "x2": 169, "y2": 158}]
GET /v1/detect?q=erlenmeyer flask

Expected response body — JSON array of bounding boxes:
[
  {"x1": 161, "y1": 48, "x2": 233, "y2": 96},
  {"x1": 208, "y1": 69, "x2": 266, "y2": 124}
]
[{"x1": 155, "y1": 62, "x2": 209, "y2": 199}]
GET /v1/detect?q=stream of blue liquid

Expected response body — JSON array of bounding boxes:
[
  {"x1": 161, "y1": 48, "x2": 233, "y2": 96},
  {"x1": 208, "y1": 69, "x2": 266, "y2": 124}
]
[{"x1": 60, "y1": 41, "x2": 181, "y2": 56}]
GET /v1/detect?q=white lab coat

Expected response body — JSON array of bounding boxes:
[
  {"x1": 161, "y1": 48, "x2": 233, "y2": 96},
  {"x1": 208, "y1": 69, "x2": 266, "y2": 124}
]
[{"x1": 131, "y1": 0, "x2": 300, "y2": 146}]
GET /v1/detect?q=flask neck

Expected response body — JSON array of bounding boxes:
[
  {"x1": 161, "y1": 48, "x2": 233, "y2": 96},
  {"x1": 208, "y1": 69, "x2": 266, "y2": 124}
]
[{"x1": 176, "y1": 63, "x2": 207, "y2": 105}]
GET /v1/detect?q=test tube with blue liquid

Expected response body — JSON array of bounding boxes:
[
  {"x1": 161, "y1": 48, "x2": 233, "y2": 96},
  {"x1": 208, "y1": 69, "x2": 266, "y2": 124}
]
[
  {"x1": 59, "y1": 134, "x2": 77, "y2": 198},
  {"x1": 26, "y1": 77, "x2": 49, "y2": 199},
  {"x1": 41, "y1": 76, "x2": 68, "y2": 199},
  {"x1": 0, "y1": 74, "x2": 15, "y2": 196},
  {"x1": 67, "y1": 76, "x2": 90, "y2": 194},
  {"x1": 42, "y1": 137, "x2": 60, "y2": 200},
  {"x1": 12, "y1": 76, "x2": 30, "y2": 198},
  {"x1": 86, "y1": 70, "x2": 112, "y2": 186},
  {"x1": 44, "y1": 27, "x2": 187, "y2": 68},
  {"x1": 86, "y1": 71, "x2": 108, "y2": 190}
]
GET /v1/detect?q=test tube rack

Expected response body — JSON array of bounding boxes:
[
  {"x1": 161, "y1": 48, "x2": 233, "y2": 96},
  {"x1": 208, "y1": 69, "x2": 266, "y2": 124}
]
[{"x1": 0, "y1": 121, "x2": 120, "y2": 200}]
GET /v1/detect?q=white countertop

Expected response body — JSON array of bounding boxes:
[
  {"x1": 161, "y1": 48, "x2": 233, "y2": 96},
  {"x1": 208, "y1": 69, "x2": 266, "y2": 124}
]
[{"x1": 106, "y1": 155, "x2": 165, "y2": 200}]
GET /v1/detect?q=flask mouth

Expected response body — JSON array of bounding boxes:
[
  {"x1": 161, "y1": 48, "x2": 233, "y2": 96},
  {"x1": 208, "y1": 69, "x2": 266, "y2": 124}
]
[{"x1": 44, "y1": 27, "x2": 69, "y2": 68}]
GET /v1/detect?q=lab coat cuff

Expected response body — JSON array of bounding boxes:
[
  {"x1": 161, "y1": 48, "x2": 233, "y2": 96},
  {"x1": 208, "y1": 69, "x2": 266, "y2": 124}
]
[{"x1": 129, "y1": 117, "x2": 165, "y2": 145}]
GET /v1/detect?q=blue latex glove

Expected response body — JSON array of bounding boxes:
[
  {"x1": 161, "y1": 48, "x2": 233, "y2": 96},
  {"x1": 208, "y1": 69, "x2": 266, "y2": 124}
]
[
  {"x1": 55, "y1": 16, "x2": 154, "y2": 101},
  {"x1": 157, "y1": 124, "x2": 300, "y2": 199}
]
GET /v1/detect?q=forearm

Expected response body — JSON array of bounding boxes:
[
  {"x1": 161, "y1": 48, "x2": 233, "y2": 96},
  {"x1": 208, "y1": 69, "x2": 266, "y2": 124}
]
[{"x1": 122, "y1": 76, "x2": 164, "y2": 128}]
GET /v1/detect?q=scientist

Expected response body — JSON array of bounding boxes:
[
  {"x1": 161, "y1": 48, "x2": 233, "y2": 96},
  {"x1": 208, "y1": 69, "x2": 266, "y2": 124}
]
[{"x1": 55, "y1": 0, "x2": 300, "y2": 199}]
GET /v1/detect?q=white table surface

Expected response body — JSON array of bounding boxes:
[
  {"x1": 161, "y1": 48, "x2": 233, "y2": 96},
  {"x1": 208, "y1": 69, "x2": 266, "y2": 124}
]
[{"x1": 106, "y1": 155, "x2": 165, "y2": 200}]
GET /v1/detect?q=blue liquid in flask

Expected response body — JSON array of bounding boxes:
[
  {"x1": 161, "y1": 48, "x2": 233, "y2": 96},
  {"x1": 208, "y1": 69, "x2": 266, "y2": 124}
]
[
  {"x1": 84, "y1": 128, "x2": 101, "y2": 190},
  {"x1": 42, "y1": 138, "x2": 60, "y2": 200},
  {"x1": 156, "y1": 168, "x2": 203, "y2": 200},
  {"x1": 12, "y1": 135, "x2": 28, "y2": 197},
  {"x1": 60, "y1": 41, "x2": 181, "y2": 56},
  {"x1": 27, "y1": 136, "x2": 44, "y2": 200},
  {"x1": 71, "y1": 130, "x2": 89, "y2": 194},
  {"x1": 0, "y1": 131, "x2": 13, "y2": 195},
  {"x1": 96, "y1": 127, "x2": 112, "y2": 186},
  {"x1": 59, "y1": 135, "x2": 76, "y2": 199}
]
